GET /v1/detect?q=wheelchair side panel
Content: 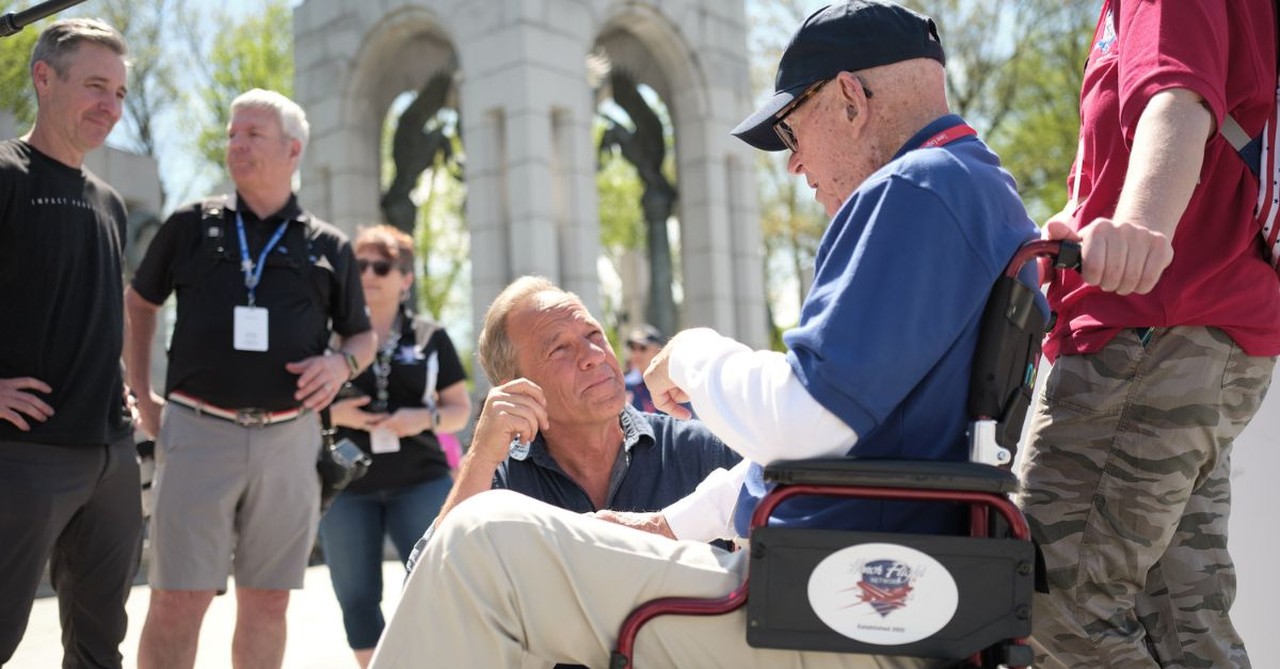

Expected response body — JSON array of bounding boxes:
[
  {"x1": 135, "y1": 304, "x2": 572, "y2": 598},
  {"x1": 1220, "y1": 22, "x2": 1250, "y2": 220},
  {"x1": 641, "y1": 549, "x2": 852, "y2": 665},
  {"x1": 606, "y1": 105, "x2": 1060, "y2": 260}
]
[{"x1": 746, "y1": 527, "x2": 1033, "y2": 660}]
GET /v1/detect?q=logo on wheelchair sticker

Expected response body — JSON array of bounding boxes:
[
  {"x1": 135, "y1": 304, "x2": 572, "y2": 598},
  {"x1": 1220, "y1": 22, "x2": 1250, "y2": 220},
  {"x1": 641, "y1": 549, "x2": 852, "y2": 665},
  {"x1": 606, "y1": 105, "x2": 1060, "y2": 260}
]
[{"x1": 807, "y1": 543, "x2": 958, "y2": 645}]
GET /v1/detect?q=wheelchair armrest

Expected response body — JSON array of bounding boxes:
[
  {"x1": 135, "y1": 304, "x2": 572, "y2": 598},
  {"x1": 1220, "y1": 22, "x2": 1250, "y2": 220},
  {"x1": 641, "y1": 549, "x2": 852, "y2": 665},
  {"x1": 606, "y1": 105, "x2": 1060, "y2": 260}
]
[{"x1": 762, "y1": 458, "x2": 1019, "y2": 495}]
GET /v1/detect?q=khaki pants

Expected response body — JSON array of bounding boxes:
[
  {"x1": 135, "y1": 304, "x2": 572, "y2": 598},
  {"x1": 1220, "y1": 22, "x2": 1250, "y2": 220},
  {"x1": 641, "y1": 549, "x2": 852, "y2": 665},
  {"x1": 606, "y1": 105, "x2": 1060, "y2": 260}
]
[{"x1": 370, "y1": 490, "x2": 941, "y2": 668}]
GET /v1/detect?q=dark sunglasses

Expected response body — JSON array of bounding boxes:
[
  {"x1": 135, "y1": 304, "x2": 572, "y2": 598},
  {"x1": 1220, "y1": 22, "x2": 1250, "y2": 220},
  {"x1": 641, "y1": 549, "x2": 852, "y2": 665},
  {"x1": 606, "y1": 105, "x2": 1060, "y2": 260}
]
[
  {"x1": 773, "y1": 77, "x2": 873, "y2": 153},
  {"x1": 626, "y1": 341, "x2": 655, "y2": 352},
  {"x1": 357, "y1": 259, "x2": 395, "y2": 277}
]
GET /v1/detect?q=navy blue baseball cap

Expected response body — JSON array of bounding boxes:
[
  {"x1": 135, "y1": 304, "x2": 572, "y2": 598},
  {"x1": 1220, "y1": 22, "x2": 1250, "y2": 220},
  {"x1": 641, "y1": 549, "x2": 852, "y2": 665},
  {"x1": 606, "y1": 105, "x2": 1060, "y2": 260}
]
[{"x1": 732, "y1": 1, "x2": 945, "y2": 151}]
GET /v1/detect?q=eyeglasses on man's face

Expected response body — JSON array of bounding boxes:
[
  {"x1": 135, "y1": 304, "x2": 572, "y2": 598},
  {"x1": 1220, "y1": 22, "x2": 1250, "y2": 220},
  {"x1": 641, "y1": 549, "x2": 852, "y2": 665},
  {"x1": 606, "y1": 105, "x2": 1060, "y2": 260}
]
[{"x1": 772, "y1": 77, "x2": 873, "y2": 153}]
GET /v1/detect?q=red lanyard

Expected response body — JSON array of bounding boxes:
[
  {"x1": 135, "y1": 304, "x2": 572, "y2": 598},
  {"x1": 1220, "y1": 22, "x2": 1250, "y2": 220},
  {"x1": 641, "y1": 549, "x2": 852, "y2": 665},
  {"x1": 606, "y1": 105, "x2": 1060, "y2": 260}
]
[{"x1": 919, "y1": 123, "x2": 978, "y2": 149}]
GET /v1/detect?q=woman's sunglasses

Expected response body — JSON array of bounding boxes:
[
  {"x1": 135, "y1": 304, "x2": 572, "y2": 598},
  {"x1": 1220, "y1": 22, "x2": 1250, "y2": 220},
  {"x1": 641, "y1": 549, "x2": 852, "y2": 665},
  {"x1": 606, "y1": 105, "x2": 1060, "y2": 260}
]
[{"x1": 357, "y1": 259, "x2": 395, "y2": 277}]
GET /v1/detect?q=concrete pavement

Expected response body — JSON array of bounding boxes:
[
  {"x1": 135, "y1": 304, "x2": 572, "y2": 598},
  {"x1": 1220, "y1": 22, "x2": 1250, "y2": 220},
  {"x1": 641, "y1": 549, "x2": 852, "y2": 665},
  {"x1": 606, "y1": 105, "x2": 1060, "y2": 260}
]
[{"x1": 8, "y1": 562, "x2": 406, "y2": 669}]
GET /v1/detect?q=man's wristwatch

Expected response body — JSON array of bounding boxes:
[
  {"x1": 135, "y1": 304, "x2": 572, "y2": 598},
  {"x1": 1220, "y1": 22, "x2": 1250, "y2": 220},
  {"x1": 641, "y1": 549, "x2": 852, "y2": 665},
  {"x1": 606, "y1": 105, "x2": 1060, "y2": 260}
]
[
  {"x1": 343, "y1": 352, "x2": 360, "y2": 380},
  {"x1": 431, "y1": 407, "x2": 441, "y2": 431}
]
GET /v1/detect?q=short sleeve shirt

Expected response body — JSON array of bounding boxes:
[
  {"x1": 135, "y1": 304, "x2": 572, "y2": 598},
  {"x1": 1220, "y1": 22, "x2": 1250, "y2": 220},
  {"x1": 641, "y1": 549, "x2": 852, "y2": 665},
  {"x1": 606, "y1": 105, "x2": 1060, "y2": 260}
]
[
  {"x1": 1046, "y1": 0, "x2": 1280, "y2": 360},
  {"x1": 131, "y1": 194, "x2": 371, "y2": 410},
  {"x1": 340, "y1": 314, "x2": 468, "y2": 491}
]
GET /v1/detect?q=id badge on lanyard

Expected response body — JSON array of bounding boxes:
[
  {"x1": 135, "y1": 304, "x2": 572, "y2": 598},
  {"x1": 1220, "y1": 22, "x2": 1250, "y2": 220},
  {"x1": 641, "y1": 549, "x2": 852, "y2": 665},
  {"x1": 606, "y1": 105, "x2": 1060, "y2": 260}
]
[{"x1": 232, "y1": 212, "x2": 290, "y2": 352}]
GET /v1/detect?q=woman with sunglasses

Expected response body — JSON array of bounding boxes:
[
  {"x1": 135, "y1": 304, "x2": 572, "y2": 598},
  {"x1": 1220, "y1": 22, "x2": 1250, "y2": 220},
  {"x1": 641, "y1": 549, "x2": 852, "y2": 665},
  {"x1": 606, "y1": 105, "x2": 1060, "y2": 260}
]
[{"x1": 319, "y1": 224, "x2": 471, "y2": 667}]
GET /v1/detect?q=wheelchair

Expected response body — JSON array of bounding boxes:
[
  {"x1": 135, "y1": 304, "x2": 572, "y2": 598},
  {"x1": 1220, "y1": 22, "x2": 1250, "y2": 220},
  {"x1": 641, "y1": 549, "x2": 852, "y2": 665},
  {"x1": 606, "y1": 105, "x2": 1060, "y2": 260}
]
[{"x1": 611, "y1": 239, "x2": 1081, "y2": 669}]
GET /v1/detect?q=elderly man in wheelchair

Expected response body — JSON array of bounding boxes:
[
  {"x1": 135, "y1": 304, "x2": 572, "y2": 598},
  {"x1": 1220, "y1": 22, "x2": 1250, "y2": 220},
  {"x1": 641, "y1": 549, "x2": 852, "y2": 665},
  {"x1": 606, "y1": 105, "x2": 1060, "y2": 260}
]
[{"x1": 369, "y1": 2, "x2": 1061, "y2": 667}]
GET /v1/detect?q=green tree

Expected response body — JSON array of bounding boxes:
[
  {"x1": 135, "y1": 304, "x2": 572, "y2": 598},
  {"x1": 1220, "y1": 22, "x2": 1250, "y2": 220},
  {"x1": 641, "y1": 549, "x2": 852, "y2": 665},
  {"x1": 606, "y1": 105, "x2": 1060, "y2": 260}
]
[
  {"x1": 95, "y1": 0, "x2": 188, "y2": 206},
  {"x1": 377, "y1": 92, "x2": 470, "y2": 335},
  {"x1": 414, "y1": 131, "x2": 469, "y2": 324},
  {"x1": 985, "y1": 0, "x2": 1095, "y2": 222},
  {"x1": 906, "y1": 0, "x2": 1094, "y2": 222},
  {"x1": 595, "y1": 77, "x2": 680, "y2": 338},
  {"x1": 184, "y1": 0, "x2": 294, "y2": 170},
  {"x1": 0, "y1": 16, "x2": 43, "y2": 129},
  {"x1": 595, "y1": 118, "x2": 645, "y2": 345},
  {"x1": 597, "y1": 142, "x2": 646, "y2": 255},
  {"x1": 594, "y1": 79, "x2": 680, "y2": 338},
  {"x1": 748, "y1": 0, "x2": 829, "y2": 343}
]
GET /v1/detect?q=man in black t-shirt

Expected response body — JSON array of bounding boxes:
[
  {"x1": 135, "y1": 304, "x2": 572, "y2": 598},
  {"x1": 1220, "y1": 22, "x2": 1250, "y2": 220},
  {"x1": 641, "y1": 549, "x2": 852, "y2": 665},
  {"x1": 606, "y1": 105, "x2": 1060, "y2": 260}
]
[
  {"x1": 124, "y1": 89, "x2": 375, "y2": 669},
  {"x1": 0, "y1": 19, "x2": 140, "y2": 669}
]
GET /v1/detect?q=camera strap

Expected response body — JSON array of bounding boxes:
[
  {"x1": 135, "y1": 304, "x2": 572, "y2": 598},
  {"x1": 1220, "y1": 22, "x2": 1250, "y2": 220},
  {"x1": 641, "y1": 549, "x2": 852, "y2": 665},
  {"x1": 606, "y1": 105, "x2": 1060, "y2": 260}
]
[{"x1": 320, "y1": 407, "x2": 336, "y2": 448}]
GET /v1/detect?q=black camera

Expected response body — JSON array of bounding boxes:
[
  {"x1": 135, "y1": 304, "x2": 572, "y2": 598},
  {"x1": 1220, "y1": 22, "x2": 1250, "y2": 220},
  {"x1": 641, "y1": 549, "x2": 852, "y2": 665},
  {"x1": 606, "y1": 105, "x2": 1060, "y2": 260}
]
[
  {"x1": 318, "y1": 436, "x2": 373, "y2": 512},
  {"x1": 330, "y1": 437, "x2": 372, "y2": 476}
]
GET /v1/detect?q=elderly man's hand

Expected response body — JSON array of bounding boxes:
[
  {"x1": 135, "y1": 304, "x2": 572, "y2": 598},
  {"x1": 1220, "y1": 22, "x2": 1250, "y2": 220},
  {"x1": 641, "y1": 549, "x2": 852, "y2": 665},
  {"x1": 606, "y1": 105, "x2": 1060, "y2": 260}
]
[
  {"x1": 589, "y1": 509, "x2": 676, "y2": 539},
  {"x1": 0, "y1": 377, "x2": 54, "y2": 431},
  {"x1": 642, "y1": 330, "x2": 697, "y2": 419},
  {"x1": 472, "y1": 379, "x2": 549, "y2": 466}
]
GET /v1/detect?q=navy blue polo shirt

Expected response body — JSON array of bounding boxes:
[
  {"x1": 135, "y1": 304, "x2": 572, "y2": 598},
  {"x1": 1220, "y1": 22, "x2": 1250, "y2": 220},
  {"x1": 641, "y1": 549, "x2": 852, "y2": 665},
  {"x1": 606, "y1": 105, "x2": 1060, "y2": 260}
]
[{"x1": 493, "y1": 405, "x2": 741, "y2": 513}]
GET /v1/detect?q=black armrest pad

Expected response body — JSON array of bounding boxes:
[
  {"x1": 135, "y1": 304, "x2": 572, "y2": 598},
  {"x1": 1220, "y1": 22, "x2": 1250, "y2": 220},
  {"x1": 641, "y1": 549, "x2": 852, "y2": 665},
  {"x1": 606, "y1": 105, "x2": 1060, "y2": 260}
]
[{"x1": 762, "y1": 458, "x2": 1019, "y2": 494}]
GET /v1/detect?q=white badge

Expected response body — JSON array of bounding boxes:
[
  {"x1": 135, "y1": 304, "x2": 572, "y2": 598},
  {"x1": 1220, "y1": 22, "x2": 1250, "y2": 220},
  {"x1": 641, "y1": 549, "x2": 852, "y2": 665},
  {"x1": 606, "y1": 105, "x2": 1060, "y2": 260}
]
[
  {"x1": 233, "y1": 306, "x2": 269, "y2": 351},
  {"x1": 370, "y1": 427, "x2": 400, "y2": 454}
]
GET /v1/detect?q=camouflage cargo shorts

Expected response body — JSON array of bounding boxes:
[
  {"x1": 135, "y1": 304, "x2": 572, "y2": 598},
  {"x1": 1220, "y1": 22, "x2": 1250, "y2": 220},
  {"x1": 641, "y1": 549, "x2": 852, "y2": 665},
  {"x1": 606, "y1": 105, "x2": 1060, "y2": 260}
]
[{"x1": 1016, "y1": 326, "x2": 1274, "y2": 669}]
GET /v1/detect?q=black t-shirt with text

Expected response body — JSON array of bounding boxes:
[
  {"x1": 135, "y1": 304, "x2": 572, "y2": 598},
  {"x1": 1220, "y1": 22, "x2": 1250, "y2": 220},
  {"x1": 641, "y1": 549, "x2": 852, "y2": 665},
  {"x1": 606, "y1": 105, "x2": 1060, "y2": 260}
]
[{"x1": 0, "y1": 139, "x2": 132, "y2": 446}]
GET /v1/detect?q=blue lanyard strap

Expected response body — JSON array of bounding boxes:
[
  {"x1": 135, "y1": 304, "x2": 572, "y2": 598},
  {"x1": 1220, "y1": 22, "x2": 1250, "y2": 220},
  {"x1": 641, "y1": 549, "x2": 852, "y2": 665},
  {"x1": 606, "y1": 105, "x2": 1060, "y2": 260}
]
[{"x1": 235, "y1": 211, "x2": 291, "y2": 307}]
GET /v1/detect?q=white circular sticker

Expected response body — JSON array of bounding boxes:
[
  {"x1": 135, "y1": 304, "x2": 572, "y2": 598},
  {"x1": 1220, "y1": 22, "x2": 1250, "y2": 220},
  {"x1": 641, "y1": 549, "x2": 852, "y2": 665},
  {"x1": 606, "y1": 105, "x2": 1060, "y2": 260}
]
[{"x1": 806, "y1": 542, "x2": 959, "y2": 645}]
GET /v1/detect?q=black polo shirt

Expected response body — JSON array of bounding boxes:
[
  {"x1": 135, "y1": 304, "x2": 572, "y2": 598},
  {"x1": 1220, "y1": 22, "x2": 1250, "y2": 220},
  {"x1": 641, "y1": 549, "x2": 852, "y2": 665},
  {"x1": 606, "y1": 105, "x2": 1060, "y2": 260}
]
[
  {"x1": 340, "y1": 313, "x2": 468, "y2": 492},
  {"x1": 131, "y1": 193, "x2": 370, "y2": 411}
]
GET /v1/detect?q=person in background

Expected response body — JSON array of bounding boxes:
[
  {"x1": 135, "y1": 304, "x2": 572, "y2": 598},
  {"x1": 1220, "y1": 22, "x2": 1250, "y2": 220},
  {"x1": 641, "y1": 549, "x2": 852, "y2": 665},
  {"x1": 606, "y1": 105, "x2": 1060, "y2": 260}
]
[
  {"x1": 126, "y1": 88, "x2": 375, "y2": 669},
  {"x1": 321, "y1": 224, "x2": 471, "y2": 668},
  {"x1": 623, "y1": 324, "x2": 664, "y2": 413},
  {"x1": 0, "y1": 18, "x2": 140, "y2": 669},
  {"x1": 1016, "y1": 1, "x2": 1280, "y2": 667}
]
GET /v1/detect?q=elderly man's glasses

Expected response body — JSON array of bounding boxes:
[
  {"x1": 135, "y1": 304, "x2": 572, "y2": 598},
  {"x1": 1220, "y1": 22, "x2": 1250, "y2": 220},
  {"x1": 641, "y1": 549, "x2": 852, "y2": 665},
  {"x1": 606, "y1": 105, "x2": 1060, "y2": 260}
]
[{"x1": 773, "y1": 77, "x2": 873, "y2": 153}]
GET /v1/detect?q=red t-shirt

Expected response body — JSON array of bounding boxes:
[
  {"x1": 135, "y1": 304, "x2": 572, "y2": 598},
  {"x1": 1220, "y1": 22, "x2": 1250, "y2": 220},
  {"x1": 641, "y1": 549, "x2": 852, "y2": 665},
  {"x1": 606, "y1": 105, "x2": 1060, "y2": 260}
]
[{"x1": 1045, "y1": 0, "x2": 1280, "y2": 361}]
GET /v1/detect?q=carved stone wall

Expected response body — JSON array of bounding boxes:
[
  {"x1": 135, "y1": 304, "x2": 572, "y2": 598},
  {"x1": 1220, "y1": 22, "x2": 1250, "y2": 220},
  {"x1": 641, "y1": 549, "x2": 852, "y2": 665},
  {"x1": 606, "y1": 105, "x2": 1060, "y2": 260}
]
[{"x1": 293, "y1": 0, "x2": 767, "y2": 352}]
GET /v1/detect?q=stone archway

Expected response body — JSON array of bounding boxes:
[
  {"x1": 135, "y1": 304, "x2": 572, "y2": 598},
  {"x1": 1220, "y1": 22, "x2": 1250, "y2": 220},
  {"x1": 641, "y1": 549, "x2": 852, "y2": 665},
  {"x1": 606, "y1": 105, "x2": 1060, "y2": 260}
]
[
  {"x1": 294, "y1": 0, "x2": 765, "y2": 353},
  {"x1": 294, "y1": 3, "x2": 459, "y2": 233},
  {"x1": 592, "y1": 4, "x2": 766, "y2": 345}
]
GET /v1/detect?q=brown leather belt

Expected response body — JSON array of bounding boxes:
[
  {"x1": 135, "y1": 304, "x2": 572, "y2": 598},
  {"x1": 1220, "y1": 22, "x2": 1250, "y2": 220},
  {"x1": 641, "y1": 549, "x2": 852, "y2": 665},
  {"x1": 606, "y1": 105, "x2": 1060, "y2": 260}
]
[{"x1": 168, "y1": 390, "x2": 305, "y2": 428}]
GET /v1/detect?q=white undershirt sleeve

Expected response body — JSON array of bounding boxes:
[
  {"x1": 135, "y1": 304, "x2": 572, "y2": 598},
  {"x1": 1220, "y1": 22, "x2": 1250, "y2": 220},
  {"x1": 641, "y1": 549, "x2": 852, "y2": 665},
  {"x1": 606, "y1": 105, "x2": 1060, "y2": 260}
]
[
  {"x1": 662, "y1": 460, "x2": 749, "y2": 542},
  {"x1": 656, "y1": 329, "x2": 860, "y2": 541},
  {"x1": 667, "y1": 328, "x2": 858, "y2": 465}
]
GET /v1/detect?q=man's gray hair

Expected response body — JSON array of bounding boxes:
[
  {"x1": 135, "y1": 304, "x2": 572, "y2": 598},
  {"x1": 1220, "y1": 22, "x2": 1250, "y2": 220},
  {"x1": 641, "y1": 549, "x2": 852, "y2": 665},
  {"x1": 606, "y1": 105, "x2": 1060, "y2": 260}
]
[
  {"x1": 478, "y1": 276, "x2": 583, "y2": 384},
  {"x1": 30, "y1": 18, "x2": 128, "y2": 78},
  {"x1": 230, "y1": 88, "x2": 311, "y2": 156}
]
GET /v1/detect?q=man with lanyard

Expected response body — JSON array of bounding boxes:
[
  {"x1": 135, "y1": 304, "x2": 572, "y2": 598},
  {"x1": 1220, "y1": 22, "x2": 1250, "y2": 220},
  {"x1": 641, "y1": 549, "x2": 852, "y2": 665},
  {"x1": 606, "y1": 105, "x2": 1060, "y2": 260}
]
[
  {"x1": 124, "y1": 88, "x2": 375, "y2": 669},
  {"x1": 369, "y1": 3, "x2": 1038, "y2": 667}
]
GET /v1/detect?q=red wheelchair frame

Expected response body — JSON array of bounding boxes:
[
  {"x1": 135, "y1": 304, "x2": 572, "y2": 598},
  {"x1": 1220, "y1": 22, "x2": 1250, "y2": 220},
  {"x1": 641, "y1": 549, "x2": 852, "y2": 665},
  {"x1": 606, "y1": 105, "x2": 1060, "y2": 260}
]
[{"x1": 611, "y1": 240, "x2": 1080, "y2": 669}]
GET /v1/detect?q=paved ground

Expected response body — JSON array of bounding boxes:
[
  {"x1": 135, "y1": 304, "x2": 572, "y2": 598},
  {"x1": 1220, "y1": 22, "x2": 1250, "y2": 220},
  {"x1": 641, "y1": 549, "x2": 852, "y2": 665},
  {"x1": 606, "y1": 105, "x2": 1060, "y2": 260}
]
[{"x1": 9, "y1": 562, "x2": 405, "y2": 669}]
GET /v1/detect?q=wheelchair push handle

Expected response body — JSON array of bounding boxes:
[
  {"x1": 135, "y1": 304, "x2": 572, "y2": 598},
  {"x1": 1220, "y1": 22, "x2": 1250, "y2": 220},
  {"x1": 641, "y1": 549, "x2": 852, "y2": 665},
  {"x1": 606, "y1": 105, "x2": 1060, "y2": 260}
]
[{"x1": 1003, "y1": 239, "x2": 1082, "y2": 279}]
